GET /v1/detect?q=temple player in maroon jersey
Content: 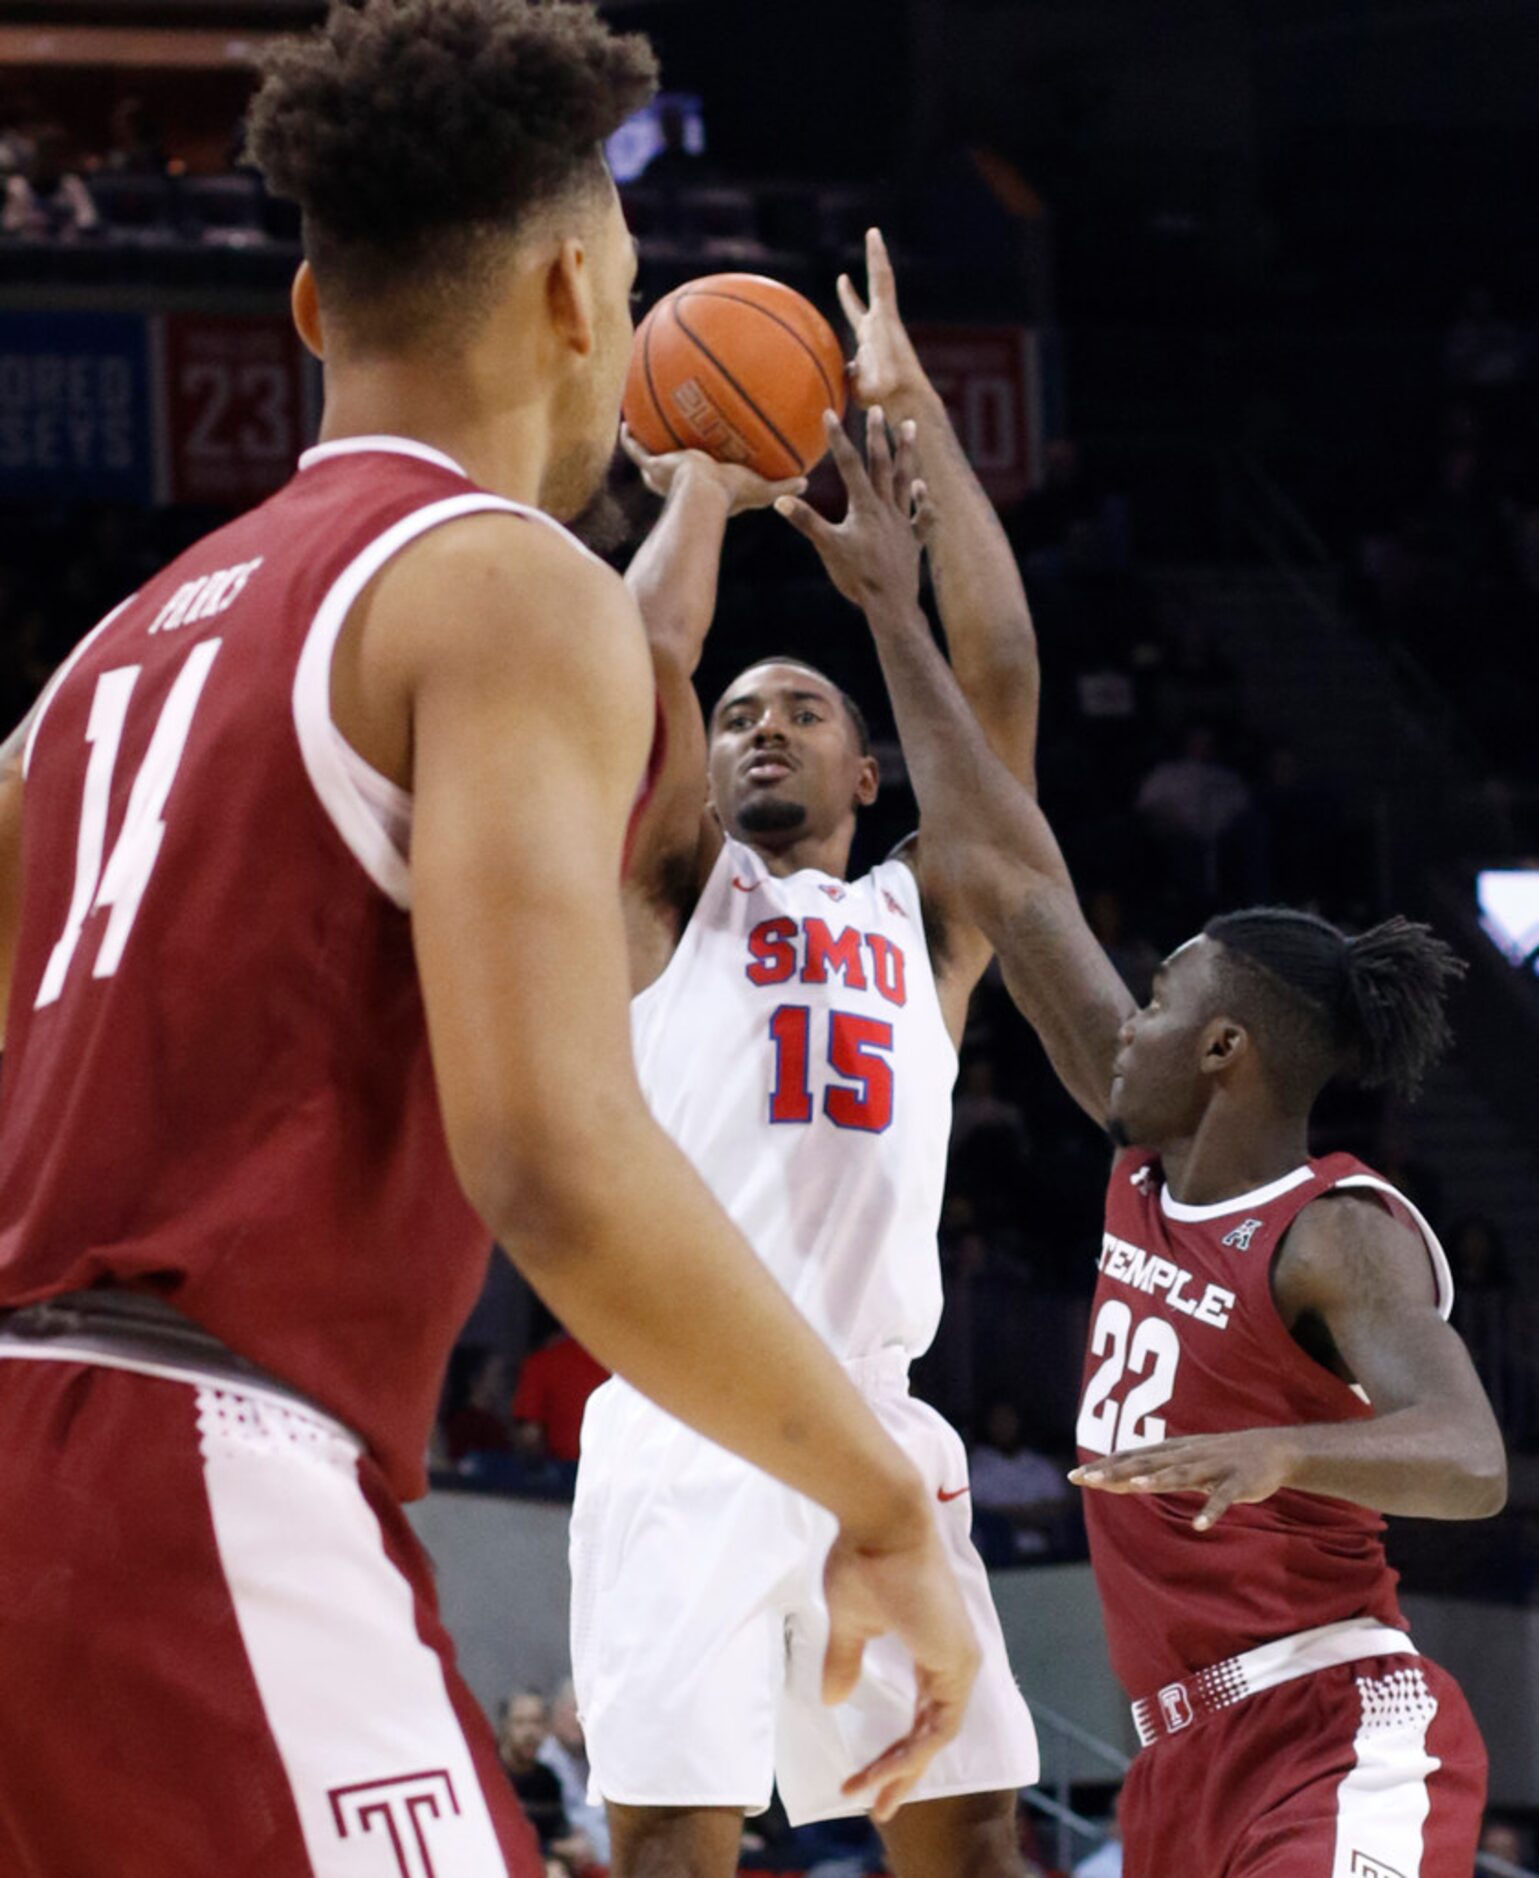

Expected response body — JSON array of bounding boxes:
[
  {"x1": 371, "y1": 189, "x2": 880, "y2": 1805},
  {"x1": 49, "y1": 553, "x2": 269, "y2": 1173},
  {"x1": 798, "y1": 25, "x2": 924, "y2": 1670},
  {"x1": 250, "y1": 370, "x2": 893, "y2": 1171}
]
[
  {"x1": 838, "y1": 508, "x2": 1507, "y2": 1877},
  {"x1": 0, "y1": 5, "x2": 982, "y2": 1872}
]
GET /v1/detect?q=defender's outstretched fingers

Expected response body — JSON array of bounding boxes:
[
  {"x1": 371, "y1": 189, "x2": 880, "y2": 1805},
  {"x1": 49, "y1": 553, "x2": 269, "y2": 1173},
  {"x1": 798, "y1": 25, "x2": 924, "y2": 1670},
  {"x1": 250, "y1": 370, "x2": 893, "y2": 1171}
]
[
  {"x1": 774, "y1": 495, "x2": 836, "y2": 549},
  {"x1": 866, "y1": 405, "x2": 894, "y2": 496},
  {"x1": 822, "y1": 408, "x2": 872, "y2": 498},
  {"x1": 892, "y1": 421, "x2": 918, "y2": 510}
]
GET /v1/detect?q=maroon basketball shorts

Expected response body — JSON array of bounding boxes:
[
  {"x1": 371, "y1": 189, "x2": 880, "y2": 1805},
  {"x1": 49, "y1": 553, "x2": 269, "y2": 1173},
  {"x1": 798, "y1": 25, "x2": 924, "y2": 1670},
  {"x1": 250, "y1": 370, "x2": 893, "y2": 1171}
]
[
  {"x1": 1121, "y1": 1646, "x2": 1486, "y2": 1878},
  {"x1": 0, "y1": 1357, "x2": 545, "y2": 1877}
]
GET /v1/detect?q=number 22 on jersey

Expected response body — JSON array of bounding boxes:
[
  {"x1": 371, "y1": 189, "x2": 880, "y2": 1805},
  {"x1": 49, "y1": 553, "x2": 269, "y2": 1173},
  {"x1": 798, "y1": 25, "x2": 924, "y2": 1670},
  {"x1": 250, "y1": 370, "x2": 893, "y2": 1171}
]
[
  {"x1": 35, "y1": 641, "x2": 222, "y2": 1009},
  {"x1": 1076, "y1": 1298, "x2": 1182, "y2": 1457}
]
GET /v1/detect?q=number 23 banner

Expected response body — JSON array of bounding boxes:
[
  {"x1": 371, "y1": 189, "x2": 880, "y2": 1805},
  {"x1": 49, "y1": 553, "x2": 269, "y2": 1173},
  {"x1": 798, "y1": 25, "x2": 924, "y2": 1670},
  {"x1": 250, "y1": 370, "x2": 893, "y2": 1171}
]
[{"x1": 0, "y1": 308, "x2": 316, "y2": 508}]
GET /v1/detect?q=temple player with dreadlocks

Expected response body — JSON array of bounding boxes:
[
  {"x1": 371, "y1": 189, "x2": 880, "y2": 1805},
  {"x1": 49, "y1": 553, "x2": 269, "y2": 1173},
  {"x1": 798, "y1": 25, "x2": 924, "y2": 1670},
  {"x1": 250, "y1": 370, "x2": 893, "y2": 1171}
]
[{"x1": 838, "y1": 513, "x2": 1508, "y2": 1877}]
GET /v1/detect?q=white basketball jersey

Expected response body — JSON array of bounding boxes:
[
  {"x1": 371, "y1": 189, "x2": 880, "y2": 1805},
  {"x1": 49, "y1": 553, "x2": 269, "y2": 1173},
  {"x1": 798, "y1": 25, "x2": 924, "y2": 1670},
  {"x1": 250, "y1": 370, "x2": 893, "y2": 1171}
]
[{"x1": 632, "y1": 834, "x2": 958, "y2": 1360}]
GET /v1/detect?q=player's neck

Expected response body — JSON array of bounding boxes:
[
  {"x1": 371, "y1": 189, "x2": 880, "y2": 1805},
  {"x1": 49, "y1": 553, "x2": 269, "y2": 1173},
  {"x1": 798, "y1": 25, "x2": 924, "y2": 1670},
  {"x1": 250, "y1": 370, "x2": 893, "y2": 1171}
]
[
  {"x1": 316, "y1": 362, "x2": 550, "y2": 508},
  {"x1": 745, "y1": 829, "x2": 853, "y2": 881},
  {"x1": 1158, "y1": 1102, "x2": 1311, "y2": 1208}
]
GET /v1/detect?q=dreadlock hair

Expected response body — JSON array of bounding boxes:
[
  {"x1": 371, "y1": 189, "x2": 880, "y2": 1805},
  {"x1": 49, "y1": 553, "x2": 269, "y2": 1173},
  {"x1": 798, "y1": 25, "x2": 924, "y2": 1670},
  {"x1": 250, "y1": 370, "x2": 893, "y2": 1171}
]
[
  {"x1": 716, "y1": 656, "x2": 872, "y2": 757},
  {"x1": 247, "y1": 0, "x2": 656, "y2": 341},
  {"x1": 1203, "y1": 907, "x2": 1466, "y2": 1107}
]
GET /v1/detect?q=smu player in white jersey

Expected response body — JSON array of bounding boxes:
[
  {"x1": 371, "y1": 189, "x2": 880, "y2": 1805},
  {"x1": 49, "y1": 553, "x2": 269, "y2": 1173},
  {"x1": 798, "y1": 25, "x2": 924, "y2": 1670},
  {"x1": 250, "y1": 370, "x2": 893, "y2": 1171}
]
[{"x1": 572, "y1": 233, "x2": 1040, "y2": 1878}]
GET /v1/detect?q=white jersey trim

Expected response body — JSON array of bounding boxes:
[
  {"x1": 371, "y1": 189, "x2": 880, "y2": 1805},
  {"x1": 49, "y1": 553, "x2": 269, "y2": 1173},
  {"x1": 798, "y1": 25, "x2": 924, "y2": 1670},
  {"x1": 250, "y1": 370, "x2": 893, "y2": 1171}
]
[
  {"x1": 1160, "y1": 1164, "x2": 1314, "y2": 1222},
  {"x1": 1329, "y1": 1660, "x2": 1440, "y2": 1876},
  {"x1": 196, "y1": 1384, "x2": 517, "y2": 1875},
  {"x1": 21, "y1": 595, "x2": 136, "y2": 780},
  {"x1": 1332, "y1": 1174, "x2": 1455, "y2": 1321},
  {"x1": 298, "y1": 434, "x2": 470, "y2": 479},
  {"x1": 293, "y1": 491, "x2": 599, "y2": 908}
]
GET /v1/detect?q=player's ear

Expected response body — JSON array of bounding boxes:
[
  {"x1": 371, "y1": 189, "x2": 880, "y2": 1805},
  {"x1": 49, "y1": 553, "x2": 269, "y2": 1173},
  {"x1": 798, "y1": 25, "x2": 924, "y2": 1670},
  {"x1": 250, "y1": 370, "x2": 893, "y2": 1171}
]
[
  {"x1": 291, "y1": 262, "x2": 324, "y2": 361},
  {"x1": 546, "y1": 237, "x2": 597, "y2": 360},
  {"x1": 1200, "y1": 1018, "x2": 1247, "y2": 1076},
  {"x1": 853, "y1": 754, "x2": 880, "y2": 808}
]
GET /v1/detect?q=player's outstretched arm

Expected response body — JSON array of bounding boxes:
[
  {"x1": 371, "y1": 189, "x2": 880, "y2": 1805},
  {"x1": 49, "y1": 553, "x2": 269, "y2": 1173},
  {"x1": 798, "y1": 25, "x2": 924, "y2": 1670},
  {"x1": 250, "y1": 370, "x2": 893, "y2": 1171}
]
[
  {"x1": 620, "y1": 429, "x2": 805, "y2": 934},
  {"x1": 1073, "y1": 1194, "x2": 1507, "y2": 1526},
  {"x1": 382, "y1": 515, "x2": 979, "y2": 1807},
  {"x1": 841, "y1": 227, "x2": 1040, "y2": 790},
  {"x1": 777, "y1": 413, "x2": 1134, "y2": 1114}
]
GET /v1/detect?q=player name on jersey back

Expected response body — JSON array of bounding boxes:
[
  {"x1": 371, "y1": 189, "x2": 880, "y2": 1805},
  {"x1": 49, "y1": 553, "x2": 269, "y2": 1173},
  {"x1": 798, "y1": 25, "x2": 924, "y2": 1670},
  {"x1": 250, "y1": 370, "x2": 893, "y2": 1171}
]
[{"x1": 0, "y1": 437, "x2": 551, "y2": 1500}]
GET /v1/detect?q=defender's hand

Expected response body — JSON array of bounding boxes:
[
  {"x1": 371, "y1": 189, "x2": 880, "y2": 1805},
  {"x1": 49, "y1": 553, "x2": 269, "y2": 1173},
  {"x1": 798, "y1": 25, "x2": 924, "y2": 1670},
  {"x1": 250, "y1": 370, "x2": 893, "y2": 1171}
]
[
  {"x1": 620, "y1": 425, "x2": 806, "y2": 515},
  {"x1": 775, "y1": 408, "x2": 926, "y2": 612},
  {"x1": 822, "y1": 1514, "x2": 981, "y2": 1822},
  {"x1": 839, "y1": 227, "x2": 929, "y2": 412},
  {"x1": 1071, "y1": 1428, "x2": 1299, "y2": 1532}
]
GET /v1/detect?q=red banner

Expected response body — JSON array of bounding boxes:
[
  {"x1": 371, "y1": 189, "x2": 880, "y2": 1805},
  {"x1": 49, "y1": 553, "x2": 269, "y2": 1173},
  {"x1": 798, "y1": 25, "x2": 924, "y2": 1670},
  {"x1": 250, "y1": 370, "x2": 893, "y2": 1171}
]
[
  {"x1": 910, "y1": 324, "x2": 1043, "y2": 508},
  {"x1": 161, "y1": 313, "x2": 309, "y2": 506}
]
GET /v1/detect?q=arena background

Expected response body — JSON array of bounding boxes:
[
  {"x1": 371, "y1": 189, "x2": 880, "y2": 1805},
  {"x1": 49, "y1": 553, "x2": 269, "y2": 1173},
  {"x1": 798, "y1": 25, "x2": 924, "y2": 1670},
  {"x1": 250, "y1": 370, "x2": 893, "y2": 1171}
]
[{"x1": 5, "y1": 2, "x2": 1539, "y2": 1871}]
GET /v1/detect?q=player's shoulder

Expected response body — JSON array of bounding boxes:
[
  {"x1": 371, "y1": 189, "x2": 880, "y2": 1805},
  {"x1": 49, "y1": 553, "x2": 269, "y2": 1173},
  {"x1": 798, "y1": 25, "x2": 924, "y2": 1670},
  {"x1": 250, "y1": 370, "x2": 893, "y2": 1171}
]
[
  {"x1": 1276, "y1": 1181, "x2": 1434, "y2": 1313},
  {"x1": 373, "y1": 508, "x2": 643, "y2": 691}
]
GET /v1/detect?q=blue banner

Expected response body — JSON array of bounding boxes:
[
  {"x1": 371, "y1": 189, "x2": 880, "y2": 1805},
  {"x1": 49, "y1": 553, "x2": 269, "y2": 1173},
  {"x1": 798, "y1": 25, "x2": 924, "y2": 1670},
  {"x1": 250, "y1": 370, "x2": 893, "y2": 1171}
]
[{"x1": 0, "y1": 311, "x2": 154, "y2": 501}]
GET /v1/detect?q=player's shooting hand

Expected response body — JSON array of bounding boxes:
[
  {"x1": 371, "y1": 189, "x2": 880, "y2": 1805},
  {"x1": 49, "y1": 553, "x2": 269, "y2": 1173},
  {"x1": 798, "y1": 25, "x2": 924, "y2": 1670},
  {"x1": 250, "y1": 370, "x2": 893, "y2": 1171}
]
[
  {"x1": 822, "y1": 1515, "x2": 981, "y2": 1822},
  {"x1": 775, "y1": 408, "x2": 926, "y2": 613},
  {"x1": 1070, "y1": 1428, "x2": 1299, "y2": 1532},
  {"x1": 620, "y1": 425, "x2": 806, "y2": 516},
  {"x1": 839, "y1": 227, "x2": 928, "y2": 412}
]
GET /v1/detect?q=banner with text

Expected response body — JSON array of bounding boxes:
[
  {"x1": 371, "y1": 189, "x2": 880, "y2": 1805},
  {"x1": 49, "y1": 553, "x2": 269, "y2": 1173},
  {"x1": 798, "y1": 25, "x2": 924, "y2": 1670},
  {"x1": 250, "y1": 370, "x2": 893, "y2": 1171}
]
[{"x1": 0, "y1": 311, "x2": 155, "y2": 502}]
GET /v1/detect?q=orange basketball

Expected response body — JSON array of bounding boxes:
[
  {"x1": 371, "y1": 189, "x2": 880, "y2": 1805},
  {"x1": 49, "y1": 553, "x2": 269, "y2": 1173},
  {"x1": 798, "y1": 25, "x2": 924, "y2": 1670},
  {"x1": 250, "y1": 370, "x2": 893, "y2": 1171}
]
[{"x1": 623, "y1": 273, "x2": 847, "y2": 481}]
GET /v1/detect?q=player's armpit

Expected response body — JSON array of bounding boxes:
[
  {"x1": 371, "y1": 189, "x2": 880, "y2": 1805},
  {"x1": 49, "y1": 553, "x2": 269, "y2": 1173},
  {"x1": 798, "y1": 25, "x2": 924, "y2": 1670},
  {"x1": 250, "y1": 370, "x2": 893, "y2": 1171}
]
[{"x1": 1266, "y1": 1194, "x2": 1508, "y2": 1518}]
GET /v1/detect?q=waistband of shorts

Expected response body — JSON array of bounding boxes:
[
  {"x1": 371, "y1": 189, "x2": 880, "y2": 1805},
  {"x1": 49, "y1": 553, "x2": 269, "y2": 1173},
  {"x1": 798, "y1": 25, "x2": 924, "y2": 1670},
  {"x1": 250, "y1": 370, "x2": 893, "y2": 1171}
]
[
  {"x1": 1130, "y1": 1618, "x2": 1418, "y2": 1747},
  {"x1": 841, "y1": 1348, "x2": 911, "y2": 1394},
  {"x1": 0, "y1": 1290, "x2": 361, "y2": 1446}
]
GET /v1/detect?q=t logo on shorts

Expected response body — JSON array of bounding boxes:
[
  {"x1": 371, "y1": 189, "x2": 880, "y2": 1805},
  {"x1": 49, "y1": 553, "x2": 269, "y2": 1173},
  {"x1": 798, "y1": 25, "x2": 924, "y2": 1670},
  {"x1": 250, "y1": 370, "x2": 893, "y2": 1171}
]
[
  {"x1": 329, "y1": 1770, "x2": 461, "y2": 1878},
  {"x1": 1349, "y1": 1858, "x2": 1406, "y2": 1878},
  {"x1": 1157, "y1": 1683, "x2": 1193, "y2": 1732}
]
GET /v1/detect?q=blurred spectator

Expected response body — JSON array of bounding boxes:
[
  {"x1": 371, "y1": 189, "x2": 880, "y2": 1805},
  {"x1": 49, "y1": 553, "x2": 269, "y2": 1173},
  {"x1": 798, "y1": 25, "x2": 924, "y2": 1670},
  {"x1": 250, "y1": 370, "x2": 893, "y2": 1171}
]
[
  {"x1": 970, "y1": 1398, "x2": 1072, "y2": 1561},
  {"x1": 1448, "y1": 1216, "x2": 1513, "y2": 1297},
  {"x1": 99, "y1": 97, "x2": 167, "y2": 177},
  {"x1": 1136, "y1": 726, "x2": 1257, "y2": 903},
  {"x1": 1479, "y1": 1816, "x2": 1531, "y2": 1869},
  {"x1": 443, "y1": 1350, "x2": 514, "y2": 1463},
  {"x1": 1086, "y1": 887, "x2": 1160, "y2": 1003},
  {"x1": 1071, "y1": 1790, "x2": 1123, "y2": 1877},
  {"x1": 640, "y1": 100, "x2": 709, "y2": 186},
  {"x1": 0, "y1": 93, "x2": 36, "y2": 177},
  {"x1": 539, "y1": 1679, "x2": 610, "y2": 1869},
  {"x1": 511, "y1": 1331, "x2": 608, "y2": 1463},
  {"x1": 1445, "y1": 287, "x2": 1526, "y2": 394},
  {"x1": 497, "y1": 1689, "x2": 592, "y2": 1875},
  {"x1": 3, "y1": 126, "x2": 97, "y2": 239}
]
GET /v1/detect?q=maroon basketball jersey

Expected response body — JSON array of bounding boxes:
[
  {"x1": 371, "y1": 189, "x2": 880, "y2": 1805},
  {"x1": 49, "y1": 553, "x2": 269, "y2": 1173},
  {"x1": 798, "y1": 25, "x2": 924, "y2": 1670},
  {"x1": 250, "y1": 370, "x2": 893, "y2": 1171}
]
[
  {"x1": 0, "y1": 436, "x2": 592, "y2": 1499},
  {"x1": 1077, "y1": 1149, "x2": 1453, "y2": 1696}
]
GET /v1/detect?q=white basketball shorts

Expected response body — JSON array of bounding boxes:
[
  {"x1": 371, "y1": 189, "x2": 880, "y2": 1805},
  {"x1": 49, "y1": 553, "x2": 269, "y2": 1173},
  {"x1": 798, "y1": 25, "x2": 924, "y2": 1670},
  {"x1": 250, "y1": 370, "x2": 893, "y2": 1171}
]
[{"x1": 569, "y1": 1349, "x2": 1039, "y2": 1826}]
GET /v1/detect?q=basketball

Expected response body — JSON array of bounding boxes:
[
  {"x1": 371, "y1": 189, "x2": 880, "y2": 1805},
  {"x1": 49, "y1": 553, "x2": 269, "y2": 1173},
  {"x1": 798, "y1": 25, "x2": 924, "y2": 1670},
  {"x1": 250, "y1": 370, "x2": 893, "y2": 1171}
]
[{"x1": 623, "y1": 273, "x2": 848, "y2": 481}]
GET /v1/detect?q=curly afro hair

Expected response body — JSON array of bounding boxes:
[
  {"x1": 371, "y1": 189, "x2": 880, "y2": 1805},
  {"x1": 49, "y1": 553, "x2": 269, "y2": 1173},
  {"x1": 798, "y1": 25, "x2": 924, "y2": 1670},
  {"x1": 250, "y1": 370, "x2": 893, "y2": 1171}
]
[{"x1": 248, "y1": 0, "x2": 656, "y2": 319}]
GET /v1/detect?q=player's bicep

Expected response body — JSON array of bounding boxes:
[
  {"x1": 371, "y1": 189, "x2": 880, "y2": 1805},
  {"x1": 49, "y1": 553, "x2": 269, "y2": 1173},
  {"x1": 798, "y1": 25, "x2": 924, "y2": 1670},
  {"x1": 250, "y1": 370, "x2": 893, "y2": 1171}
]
[{"x1": 1278, "y1": 1197, "x2": 1487, "y2": 1417}]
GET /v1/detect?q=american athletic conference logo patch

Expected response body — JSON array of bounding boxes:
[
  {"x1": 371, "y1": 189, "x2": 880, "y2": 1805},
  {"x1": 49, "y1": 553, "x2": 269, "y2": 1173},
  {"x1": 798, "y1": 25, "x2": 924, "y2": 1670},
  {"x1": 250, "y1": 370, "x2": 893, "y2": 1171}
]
[{"x1": 1221, "y1": 1217, "x2": 1265, "y2": 1251}]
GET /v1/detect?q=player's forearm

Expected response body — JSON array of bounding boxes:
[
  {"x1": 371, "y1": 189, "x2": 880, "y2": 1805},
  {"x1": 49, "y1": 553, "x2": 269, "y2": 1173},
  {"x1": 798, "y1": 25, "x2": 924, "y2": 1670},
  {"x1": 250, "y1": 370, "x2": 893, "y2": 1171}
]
[
  {"x1": 496, "y1": 1100, "x2": 929, "y2": 1547},
  {"x1": 891, "y1": 387, "x2": 1039, "y2": 782},
  {"x1": 624, "y1": 469, "x2": 734, "y2": 674},
  {"x1": 1282, "y1": 1409, "x2": 1508, "y2": 1519}
]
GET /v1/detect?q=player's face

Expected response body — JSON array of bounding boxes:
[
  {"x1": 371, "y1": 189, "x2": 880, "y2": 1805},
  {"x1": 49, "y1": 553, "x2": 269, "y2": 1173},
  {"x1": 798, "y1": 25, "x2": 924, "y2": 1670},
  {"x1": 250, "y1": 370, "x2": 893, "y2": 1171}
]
[
  {"x1": 708, "y1": 665, "x2": 877, "y2": 849},
  {"x1": 1107, "y1": 937, "x2": 1219, "y2": 1146},
  {"x1": 539, "y1": 177, "x2": 637, "y2": 521}
]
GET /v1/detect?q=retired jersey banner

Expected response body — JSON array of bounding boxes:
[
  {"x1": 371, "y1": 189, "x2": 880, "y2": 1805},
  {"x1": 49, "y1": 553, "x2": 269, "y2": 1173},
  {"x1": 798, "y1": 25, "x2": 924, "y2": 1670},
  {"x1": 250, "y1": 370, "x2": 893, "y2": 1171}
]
[
  {"x1": 161, "y1": 313, "x2": 312, "y2": 507},
  {"x1": 910, "y1": 324, "x2": 1048, "y2": 508},
  {"x1": 0, "y1": 310, "x2": 155, "y2": 501}
]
